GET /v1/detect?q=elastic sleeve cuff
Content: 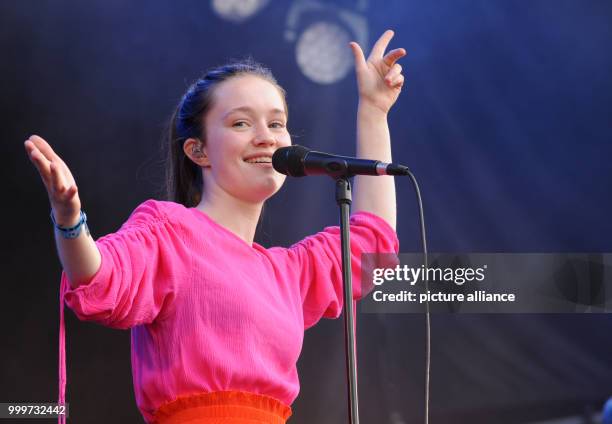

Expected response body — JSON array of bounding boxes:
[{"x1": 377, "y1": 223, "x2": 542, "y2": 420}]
[
  {"x1": 62, "y1": 241, "x2": 114, "y2": 319},
  {"x1": 350, "y1": 210, "x2": 400, "y2": 253}
]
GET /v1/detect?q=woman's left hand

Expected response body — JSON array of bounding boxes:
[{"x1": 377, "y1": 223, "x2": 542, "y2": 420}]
[{"x1": 350, "y1": 29, "x2": 406, "y2": 115}]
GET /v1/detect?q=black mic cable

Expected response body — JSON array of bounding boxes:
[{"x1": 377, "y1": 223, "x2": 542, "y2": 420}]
[{"x1": 405, "y1": 168, "x2": 430, "y2": 424}]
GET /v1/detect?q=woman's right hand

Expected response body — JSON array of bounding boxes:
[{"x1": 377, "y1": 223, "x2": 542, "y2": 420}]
[{"x1": 24, "y1": 135, "x2": 82, "y2": 226}]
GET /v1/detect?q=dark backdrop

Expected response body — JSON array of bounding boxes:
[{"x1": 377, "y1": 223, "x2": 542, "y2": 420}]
[{"x1": 2, "y1": 1, "x2": 612, "y2": 423}]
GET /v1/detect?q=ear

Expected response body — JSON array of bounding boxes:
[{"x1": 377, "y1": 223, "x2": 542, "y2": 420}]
[{"x1": 183, "y1": 138, "x2": 210, "y2": 167}]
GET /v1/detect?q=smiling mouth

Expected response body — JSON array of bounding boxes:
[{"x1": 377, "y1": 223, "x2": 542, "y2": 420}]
[
  {"x1": 244, "y1": 157, "x2": 272, "y2": 164},
  {"x1": 244, "y1": 155, "x2": 272, "y2": 168}
]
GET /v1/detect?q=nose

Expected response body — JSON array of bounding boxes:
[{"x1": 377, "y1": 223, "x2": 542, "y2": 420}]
[{"x1": 252, "y1": 126, "x2": 276, "y2": 147}]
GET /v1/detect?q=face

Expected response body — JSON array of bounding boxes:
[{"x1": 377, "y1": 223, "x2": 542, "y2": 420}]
[{"x1": 201, "y1": 74, "x2": 291, "y2": 204}]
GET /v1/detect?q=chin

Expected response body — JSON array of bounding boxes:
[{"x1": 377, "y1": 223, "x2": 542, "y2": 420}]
[{"x1": 241, "y1": 181, "x2": 284, "y2": 203}]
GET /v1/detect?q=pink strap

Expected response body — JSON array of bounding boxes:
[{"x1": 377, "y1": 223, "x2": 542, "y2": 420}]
[
  {"x1": 353, "y1": 299, "x2": 358, "y2": 382},
  {"x1": 58, "y1": 277, "x2": 67, "y2": 424}
]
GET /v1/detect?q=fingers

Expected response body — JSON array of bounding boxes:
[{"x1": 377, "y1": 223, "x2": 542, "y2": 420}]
[
  {"x1": 385, "y1": 63, "x2": 404, "y2": 88},
  {"x1": 50, "y1": 161, "x2": 79, "y2": 211},
  {"x1": 386, "y1": 63, "x2": 402, "y2": 80},
  {"x1": 66, "y1": 185, "x2": 78, "y2": 199},
  {"x1": 349, "y1": 41, "x2": 367, "y2": 70},
  {"x1": 51, "y1": 162, "x2": 79, "y2": 205},
  {"x1": 383, "y1": 48, "x2": 407, "y2": 67},
  {"x1": 25, "y1": 136, "x2": 78, "y2": 204},
  {"x1": 50, "y1": 161, "x2": 69, "y2": 194},
  {"x1": 389, "y1": 74, "x2": 404, "y2": 89},
  {"x1": 25, "y1": 140, "x2": 52, "y2": 184},
  {"x1": 369, "y1": 29, "x2": 395, "y2": 61},
  {"x1": 28, "y1": 134, "x2": 60, "y2": 163}
]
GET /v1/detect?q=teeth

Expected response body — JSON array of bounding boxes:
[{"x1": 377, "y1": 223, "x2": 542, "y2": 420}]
[{"x1": 245, "y1": 157, "x2": 272, "y2": 163}]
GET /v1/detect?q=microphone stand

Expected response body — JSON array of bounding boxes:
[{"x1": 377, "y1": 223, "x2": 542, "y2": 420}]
[{"x1": 335, "y1": 177, "x2": 359, "y2": 424}]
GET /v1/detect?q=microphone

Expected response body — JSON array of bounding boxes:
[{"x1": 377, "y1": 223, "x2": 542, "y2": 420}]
[{"x1": 272, "y1": 145, "x2": 410, "y2": 178}]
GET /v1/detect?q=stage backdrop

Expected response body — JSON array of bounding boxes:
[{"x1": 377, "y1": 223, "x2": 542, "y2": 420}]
[{"x1": 2, "y1": 1, "x2": 611, "y2": 423}]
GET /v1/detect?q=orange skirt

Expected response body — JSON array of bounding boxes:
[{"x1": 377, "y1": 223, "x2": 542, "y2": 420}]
[{"x1": 152, "y1": 391, "x2": 292, "y2": 424}]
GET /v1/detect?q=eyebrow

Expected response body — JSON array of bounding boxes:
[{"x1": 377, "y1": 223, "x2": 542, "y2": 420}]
[{"x1": 223, "y1": 106, "x2": 286, "y2": 119}]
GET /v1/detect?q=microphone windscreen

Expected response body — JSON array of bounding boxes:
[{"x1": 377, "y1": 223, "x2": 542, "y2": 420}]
[{"x1": 272, "y1": 145, "x2": 310, "y2": 177}]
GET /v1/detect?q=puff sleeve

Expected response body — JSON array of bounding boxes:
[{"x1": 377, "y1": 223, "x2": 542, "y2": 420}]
[
  {"x1": 287, "y1": 211, "x2": 399, "y2": 330},
  {"x1": 61, "y1": 200, "x2": 190, "y2": 329}
]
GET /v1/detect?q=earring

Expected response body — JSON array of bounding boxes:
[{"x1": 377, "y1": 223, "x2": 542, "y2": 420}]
[{"x1": 192, "y1": 145, "x2": 203, "y2": 157}]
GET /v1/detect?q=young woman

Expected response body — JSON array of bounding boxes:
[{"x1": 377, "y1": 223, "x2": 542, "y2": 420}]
[{"x1": 25, "y1": 30, "x2": 405, "y2": 424}]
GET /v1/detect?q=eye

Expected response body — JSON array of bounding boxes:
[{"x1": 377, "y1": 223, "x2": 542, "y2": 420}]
[
  {"x1": 232, "y1": 120, "x2": 249, "y2": 128},
  {"x1": 269, "y1": 121, "x2": 286, "y2": 129}
]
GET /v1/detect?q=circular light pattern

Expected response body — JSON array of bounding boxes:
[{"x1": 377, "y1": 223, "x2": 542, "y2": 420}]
[
  {"x1": 295, "y1": 21, "x2": 354, "y2": 85},
  {"x1": 211, "y1": 0, "x2": 270, "y2": 23}
]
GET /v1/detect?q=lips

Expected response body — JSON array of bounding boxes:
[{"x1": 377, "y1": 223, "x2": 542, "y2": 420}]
[
  {"x1": 243, "y1": 152, "x2": 274, "y2": 165},
  {"x1": 244, "y1": 156, "x2": 272, "y2": 164}
]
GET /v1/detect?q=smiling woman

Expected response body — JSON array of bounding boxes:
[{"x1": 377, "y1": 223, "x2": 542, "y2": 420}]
[
  {"x1": 165, "y1": 61, "x2": 289, "y2": 214},
  {"x1": 171, "y1": 67, "x2": 292, "y2": 242},
  {"x1": 193, "y1": 76, "x2": 290, "y2": 218},
  {"x1": 24, "y1": 31, "x2": 405, "y2": 424}
]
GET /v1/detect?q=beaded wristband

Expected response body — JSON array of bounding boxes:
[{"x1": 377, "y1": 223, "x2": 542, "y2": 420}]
[{"x1": 50, "y1": 210, "x2": 90, "y2": 239}]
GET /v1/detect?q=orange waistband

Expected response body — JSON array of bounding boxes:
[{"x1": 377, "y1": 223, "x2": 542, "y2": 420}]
[{"x1": 152, "y1": 391, "x2": 292, "y2": 424}]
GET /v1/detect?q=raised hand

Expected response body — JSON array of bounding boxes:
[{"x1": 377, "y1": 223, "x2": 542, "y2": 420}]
[
  {"x1": 349, "y1": 29, "x2": 406, "y2": 114},
  {"x1": 24, "y1": 135, "x2": 81, "y2": 226}
]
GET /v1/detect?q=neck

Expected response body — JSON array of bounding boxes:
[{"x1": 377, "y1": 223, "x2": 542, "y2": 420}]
[{"x1": 196, "y1": 191, "x2": 263, "y2": 245}]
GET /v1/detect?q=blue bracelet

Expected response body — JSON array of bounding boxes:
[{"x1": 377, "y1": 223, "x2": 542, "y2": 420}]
[{"x1": 50, "y1": 210, "x2": 90, "y2": 239}]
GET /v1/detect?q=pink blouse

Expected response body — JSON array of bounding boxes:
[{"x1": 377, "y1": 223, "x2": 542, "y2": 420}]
[{"x1": 58, "y1": 199, "x2": 399, "y2": 422}]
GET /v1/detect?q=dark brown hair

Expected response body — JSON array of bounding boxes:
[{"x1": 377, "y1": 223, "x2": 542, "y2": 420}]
[{"x1": 164, "y1": 59, "x2": 287, "y2": 207}]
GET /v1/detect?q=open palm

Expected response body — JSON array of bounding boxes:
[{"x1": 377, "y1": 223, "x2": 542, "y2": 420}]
[{"x1": 24, "y1": 135, "x2": 81, "y2": 224}]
